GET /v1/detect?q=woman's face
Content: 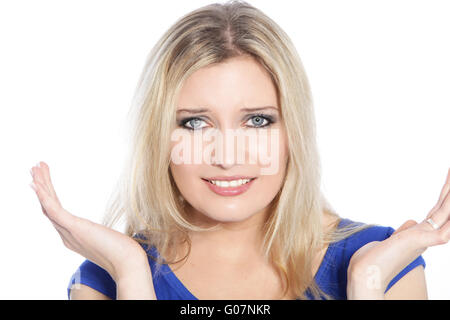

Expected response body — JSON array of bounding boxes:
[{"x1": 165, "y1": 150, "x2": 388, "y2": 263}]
[{"x1": 169, "y1": 55, "x2": 288, "y2": 226}]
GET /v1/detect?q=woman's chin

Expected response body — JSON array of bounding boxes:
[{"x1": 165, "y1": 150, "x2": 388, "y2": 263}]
[{"x1": 198, "y1": 209, "x2": 260, "y2": 225}]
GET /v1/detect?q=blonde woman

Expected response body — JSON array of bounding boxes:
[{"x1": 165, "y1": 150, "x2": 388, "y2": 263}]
[{"x1": 29, "y1": 1, "x2": 449, "y2": 300}]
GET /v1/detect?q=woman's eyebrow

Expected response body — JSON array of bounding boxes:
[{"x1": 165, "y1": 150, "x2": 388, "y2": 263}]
[{"x1": 176, "y1": 106, "x2": 278, "y2": 114}]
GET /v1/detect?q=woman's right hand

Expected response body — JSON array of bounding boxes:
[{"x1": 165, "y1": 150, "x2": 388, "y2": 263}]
[{"x1": 29, "y1": 161, "x2": 150, "y2": 283}]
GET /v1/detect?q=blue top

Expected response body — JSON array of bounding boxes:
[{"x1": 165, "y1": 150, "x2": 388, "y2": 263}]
[{"x1": 67, "y1": 218, "x2": 426, "y2": 300}]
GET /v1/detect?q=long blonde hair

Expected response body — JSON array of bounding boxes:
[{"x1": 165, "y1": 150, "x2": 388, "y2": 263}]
[{"x1": 102, "y1": 0, "x2": 377, "y2": 300}]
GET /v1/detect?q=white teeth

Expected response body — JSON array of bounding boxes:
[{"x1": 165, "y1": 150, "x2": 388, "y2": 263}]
[{"x1": 209, "y1": 179, "x2": 251, "y2": 187}]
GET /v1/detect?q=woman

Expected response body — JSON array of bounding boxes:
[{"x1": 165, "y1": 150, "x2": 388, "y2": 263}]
[{"x1": 29, "y1": 1, "x2": 449, "y2": 300}]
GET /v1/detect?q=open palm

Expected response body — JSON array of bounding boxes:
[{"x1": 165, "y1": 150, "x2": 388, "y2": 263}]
[
  {"x1": 29, "y1": 161, "x2": 147, "y2": 282},
  {"x1": 348, "y1": 168, "x2": 450, "y2": 291}
]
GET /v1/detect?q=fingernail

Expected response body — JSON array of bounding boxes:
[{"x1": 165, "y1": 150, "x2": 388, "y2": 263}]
[
  {"x1": 36, "y1": 162, "x2": 41, "y2": 168},
  {"x1": 29, "y1": 168, "x2": 34, "y2": 177},
  {"x1": 29, "y1": 182, "x2": 37, "y2": 191}
]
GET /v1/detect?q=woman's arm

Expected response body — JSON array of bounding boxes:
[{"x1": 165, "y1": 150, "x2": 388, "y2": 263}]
[
  {"x1": 347, "y1": 259, "x2": 385, "y2": 299},
  {"x1": 347, "y1": 263, "x2": 428, "y2": 299},
  {"x1": 384, "y1": 265, "x2": 428, "y2": 300},
  {"x1": 115, "y1": 264, "x2": 156, "y2": 300}
]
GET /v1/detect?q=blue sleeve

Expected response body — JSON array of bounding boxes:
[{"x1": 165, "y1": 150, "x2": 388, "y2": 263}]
[
  {"x1": 383, "y1": 226, "x2": 426, "y2": 294},
  {"x1": 67, "y1": 259, "x2": 117, "y2": 300}
]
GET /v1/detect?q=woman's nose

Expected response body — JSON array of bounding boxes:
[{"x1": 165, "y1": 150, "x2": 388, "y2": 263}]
[
  {"x1": 208, "y1": 128, "x2": 248, "y2": 169},
  {"x1": 210, "y1": 140, "x2": 238, "y2": 170}
]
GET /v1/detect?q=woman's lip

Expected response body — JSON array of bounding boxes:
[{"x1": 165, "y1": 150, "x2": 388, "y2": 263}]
[
  {"x1": 202, "y1": 178, "x2": 256, "y2": 196},
  {"x1": 203, "y1": 176, "x2": 256, "y2": 181}
]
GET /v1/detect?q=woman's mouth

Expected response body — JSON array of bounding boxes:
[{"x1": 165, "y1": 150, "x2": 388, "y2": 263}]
[{"x1": 201, "y1": 177, "x2": 256, "y2": 196}]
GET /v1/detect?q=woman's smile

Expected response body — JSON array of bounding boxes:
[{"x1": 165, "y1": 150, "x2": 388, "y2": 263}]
[{"x1": 202, "y1": 177, "x2": 257, "y2": 196}]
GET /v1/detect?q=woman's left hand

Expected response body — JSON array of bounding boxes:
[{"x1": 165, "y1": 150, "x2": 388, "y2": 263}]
[{"x1": 347, "y1": 168, "x2": 450, "y2": 299}]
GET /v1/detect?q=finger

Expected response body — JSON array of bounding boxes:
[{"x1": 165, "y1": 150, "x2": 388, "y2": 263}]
[
  {"x1": 442, "y1": 182, "x2": 450, "y2": 213},
  {"x1": 429, "y1": 189, "x2": 450, "y2": 228},
  {"x1": 33, "y1": 163, "x2": 63, "y2": 208},
  {"x1": 38, "y1": 161, "x2": 52, "y2": 183},
  {"x1": 38, "y1": 161, "x2": 60, "y2": 201},
  {"x1": 30, "y1": 180, "x2": 51, "y2": 218},
  {"x1": 31, "y1": 179, "x2": 50, "y2": 203},
  {"x1": 31, "y1": 166, "x2": 45, "y2": 187},
  {"x1": 438, "y1": 219, "x2": 450, "y2": 244},
  {"x1": 422, "y1": 207, "x2": 449, "y2": 232},
  {"x1": 435, "y1": 169, "x2": 450, "y2": 210},
  {"x1": 32, "y1": 179, "x2": 66, "y2": 225},
  {"x1": 426, "y1": 168, "x2": 450, "y2": 219},
  {"x1": 31, "y1": 179, "x2": 77, "y2": 247},
  {"x1": 31, "y1": 164, "x2": 52, "y2": 196}
]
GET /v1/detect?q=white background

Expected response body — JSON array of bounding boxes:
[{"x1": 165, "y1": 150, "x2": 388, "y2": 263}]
[{"x1": 0, "y1": 0, "x2": 448, "y2": 299}]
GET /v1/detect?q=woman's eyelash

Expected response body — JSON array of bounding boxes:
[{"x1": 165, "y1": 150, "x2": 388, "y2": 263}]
[
  {"x1": 177, "y1": 117, "x2": 207, "y2": 130},
  {"x1": 246, "y1": 113, "x2": 275, "y2": 128},
  {"x1": 177, "y1": 114, "x2": 276, "y2": 130}
]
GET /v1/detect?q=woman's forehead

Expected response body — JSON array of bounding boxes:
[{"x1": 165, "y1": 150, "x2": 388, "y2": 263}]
[{"x1": 175, "y1": 58, "x2": 278, "y2": 112}]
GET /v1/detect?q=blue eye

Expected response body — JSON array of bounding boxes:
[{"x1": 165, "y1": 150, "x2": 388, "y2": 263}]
[
  {"x1": 245, "y1": 115, "x2": 273, "y2": 128},
  {"x1": 179, "y1": 117, "x2": 208, "y2": 130}
]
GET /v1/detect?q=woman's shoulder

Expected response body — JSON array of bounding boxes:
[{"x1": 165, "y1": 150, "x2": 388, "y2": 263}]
[
  {"x1": 332, "y1": 217, "x2": 397, "y2": 259},
  {"x1": 339, "y1": 217, "x2": 396, "y2": 238},
  {"x1": 67, "y1": 259, "x2": 117, "y2": 300}
]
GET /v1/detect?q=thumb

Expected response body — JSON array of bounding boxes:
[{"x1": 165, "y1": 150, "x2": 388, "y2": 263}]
[{"x1": 392, "y1": 219, "x2": 418, "y2": 235}]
